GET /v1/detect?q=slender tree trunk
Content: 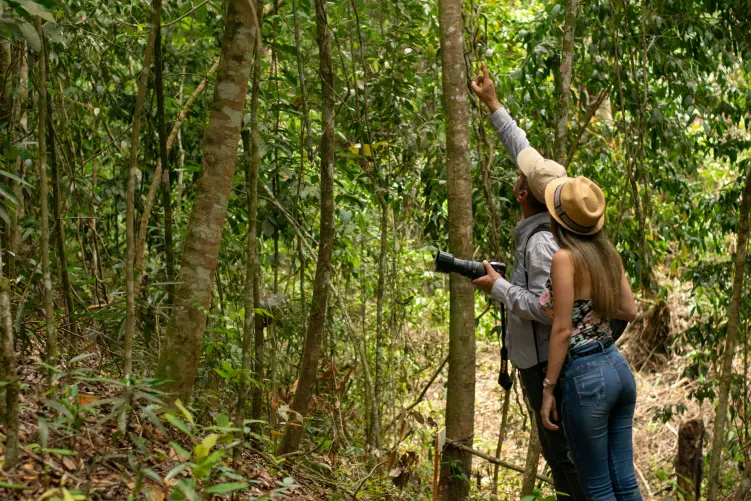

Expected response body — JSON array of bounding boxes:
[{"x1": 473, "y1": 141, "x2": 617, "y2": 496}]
[
  {"x1": 155, "y1": 0, "x2": 258, "y2": 403},
  {"x1": 277, "y1": 0, "x2": 336, "y2": 454},
  {"x1": 0, "y1": 278, "x2": 19, "y2": 467},
  {"x1": 522, "y1": 414, "x2": 543, "y2": 496},
  {"x1": 234, "y1": 0, "x2": 263, "y2": 463},
  {"x1": 36, "y1": 20, "x2": 56, "y2": 365},
  {"x1": 124, "y1": 0, "x2": 161, "y2": 380},
  {"x1": 437, "y1": 0, "x2": 476, "y2": 497},
  {"x1": 492, "y1": 371, "x2": 514, "y2": 497},
  {"x1": 707, "y1": 160, "x2": 751, "y2": 500},
  {"x1": 9, "y1": 43, "x2": 28, "y2": 279},
  {"x1": 133, "y1": 59, "x2": 219, "y2": 294},
  {"x1": 154, "y1": 21, "x2": 175, "y2": 304},
  {"x1": 552, "y1": 0, "x2": 578, "y2": 164},
  {"x1": 373, "y1": 201, "x2": 387, "y2": 452},
  {"x1": 48, "y1": 117, "x2": 74, "y2": 325}
]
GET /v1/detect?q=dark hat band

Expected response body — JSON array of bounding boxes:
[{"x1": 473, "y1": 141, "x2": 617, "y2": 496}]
[{"x1": 554, "y1": 183, "x2": 598, "y2": 234}]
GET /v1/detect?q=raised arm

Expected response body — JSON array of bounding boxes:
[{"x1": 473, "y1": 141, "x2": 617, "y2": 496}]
[{"x1": 471, "y1": 62, "x2": 530, "y2": 164}]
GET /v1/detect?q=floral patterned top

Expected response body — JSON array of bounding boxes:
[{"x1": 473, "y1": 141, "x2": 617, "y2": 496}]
[{"x1": 539, "y1": 278, "x2": 612, "y2": 349}]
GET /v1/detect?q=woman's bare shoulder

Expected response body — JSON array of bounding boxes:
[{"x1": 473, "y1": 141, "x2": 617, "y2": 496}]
[{"x1": 552, "y1": 248, "x2": 574, "y2": 266}]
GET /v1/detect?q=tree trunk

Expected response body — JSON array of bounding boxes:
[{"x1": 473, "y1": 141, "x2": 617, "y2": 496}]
[
  {"x1": 47, "y1": 102, "x2": 75, "y2": 325},
  {"x1": 155, "y1": 0, "x2": 258, "y2": 403},
  {"x1": 706, "y1": 160, "x2": 751, "y2": 501},
  {"x1": 373, "y1": 201, "x2": 387, "y2": 452},
  {"x1": 9, "y1": 43, "x2": 28, "y2": 279},
  {"x1": 35, "y1": 20, "x2": 56, "y2": 365},
  {"x1": 676, "y1": 418, "x2": 704, "y2": 501},
  {"x1": 552, "y1": 0, "x2": 578, "y2": 164},
  {"x1": 124, "y1": 0, "x2": 161, "y2": 380},
  {"x1": 0, "y1": 278, "x2": 19, "y2": 467},
  {"x1": 134, "y1": 59, "x2": 219, "y2": 295},
  {"x1": 492, "y1": 371, "x2": 514, "y2": 497},
  {"x1": 234, "y1": 1, "x2": 263, "y2": 463},
  {"x1": 521, "y1": 415, "x2": 543, "y2": 496},
  {"x1": 277, "y1": 0, "x2": 336, "y2": 455},
  {"x1": 436, "y1": 0, "x2": 476, "y2": 497},
  {"x1": 154, "y1": 21, "x2": 175, "y2": 304}
]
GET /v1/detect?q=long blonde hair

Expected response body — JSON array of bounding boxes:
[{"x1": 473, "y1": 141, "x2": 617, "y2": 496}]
[{"x1": 550, "y1": 219, "x2": 623, "y2": 318}]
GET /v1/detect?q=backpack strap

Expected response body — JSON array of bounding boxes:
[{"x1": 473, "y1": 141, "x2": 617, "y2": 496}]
[{"x1": 523, "y1": 221, "x2": 551, "y2": 366}]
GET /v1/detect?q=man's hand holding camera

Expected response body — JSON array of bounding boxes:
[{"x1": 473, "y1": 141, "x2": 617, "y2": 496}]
[{"x1": 471, "y1": 261, "x2": 501, "y2": 294}]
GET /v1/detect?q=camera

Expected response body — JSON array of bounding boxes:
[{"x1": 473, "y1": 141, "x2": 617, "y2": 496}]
[{"x1": 434, "y1": 251, "x2": 506, "y2": 280}]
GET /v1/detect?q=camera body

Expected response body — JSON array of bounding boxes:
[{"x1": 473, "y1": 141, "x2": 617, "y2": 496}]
[{"x1": 434, "y1": 251, "x2": 506, "y2": 280}]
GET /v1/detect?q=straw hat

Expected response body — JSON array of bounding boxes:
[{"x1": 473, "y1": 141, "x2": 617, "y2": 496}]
[
  {"x1": 544, "y1": 176, "x2": 606, "y2": 235},
  {"x1": 516, "y1": 147, "x2": 568, "y2": 202}
]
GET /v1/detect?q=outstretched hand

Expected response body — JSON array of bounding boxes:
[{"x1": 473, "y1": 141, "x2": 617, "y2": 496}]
[
  {"x1": 470, "y1": 62, "x2": 501, "y2": 113},
  {"x1": 471, "y1": 261, "x2": 501, "y2": 294},
  {"x1": 541, "y1": 388, "x2": 560, "y2": 431}
]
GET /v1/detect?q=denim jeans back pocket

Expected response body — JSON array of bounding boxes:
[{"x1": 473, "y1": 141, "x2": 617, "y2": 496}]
[{"x1": 573, "y1": 369, "x2": 605, "y2": 408}]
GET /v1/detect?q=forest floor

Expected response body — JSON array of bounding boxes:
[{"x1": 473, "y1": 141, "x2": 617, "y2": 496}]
[{"x1": 0, "y1": 280, "x2": 705, "y2": 500}]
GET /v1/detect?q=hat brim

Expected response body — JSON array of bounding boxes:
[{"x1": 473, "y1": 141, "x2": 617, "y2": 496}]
[{"x1": 544, "y1": 177, "x2": 605, "y2": 236}]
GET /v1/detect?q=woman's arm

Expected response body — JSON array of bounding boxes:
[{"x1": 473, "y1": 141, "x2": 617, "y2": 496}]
[
  {"x1": 541, "y1": 250, "x2": 575, "y2": 431},
  {"x1": 616, "y1": 274, "x2": 637, "y2": 322}
]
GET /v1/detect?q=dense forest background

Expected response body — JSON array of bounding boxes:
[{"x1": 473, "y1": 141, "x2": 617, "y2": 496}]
[{"x1": 0, "y1": 0, "x2": 750, "y2": 499}]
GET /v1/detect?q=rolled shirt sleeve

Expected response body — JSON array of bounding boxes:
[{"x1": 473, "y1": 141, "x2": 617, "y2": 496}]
[
  {"x1": 490, "y1": 238, "x2": 556, "y2": 325},
  {"x1": 489, "y1": 107, "x2": 530, "y2": 167}
]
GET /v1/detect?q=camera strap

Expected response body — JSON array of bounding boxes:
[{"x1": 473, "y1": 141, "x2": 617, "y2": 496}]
[
  {"x1": 497, "y1": 301, "x2": 512, "y2": 390},
  {"x1": 523, "y1": 222, "x2": 551, "y2": 366}
]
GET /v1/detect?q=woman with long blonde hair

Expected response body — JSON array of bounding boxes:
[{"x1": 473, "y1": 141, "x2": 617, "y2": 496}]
[{"x1": 539, "y1": 176, "x2": 642, "y2": 501}]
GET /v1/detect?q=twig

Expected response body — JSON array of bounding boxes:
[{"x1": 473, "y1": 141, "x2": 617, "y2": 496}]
[
  {"x1": 352, "y1": 459, "x2": 389, "y2": 500},
  {"x1": 162, "y1": 0, "x2": 210, "y2": 27},
  {"x1": 446, "y1": 440, "x2": 554, "y2": 484},
  {"x1": 382, "y1": 354, "x2": 449, "y2": 434},
  {"x1": 634, "y1": 461, "x2": 653, "y2": 496}
]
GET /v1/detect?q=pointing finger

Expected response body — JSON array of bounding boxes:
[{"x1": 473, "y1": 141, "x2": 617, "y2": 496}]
[{"x1": 482, "y1": 62, "x2": 489, "y2": 80}]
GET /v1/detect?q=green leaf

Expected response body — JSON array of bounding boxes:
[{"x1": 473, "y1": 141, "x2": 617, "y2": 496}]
[
  {"x1": 43, "y1": 399, "x2": 74, "y2": 421},
  {"x1": 69, "y1": 352, "x2": 96, "y2": 364},
  {"x1": 43, "y1": 448, "x2": 77, "y2": 456},
  {"x1": 164, "y1": 413, "x2": 192, "y2": 436},
  {"x1": 0, "y1": 183, "x2": 21, "y2": 205},
  {"x1": 193, "y1": 433, "x2": 218, "y2": 461},
  {"x1": 0, "y1": 482, "x2": 29, "y2": 489},
  {"x1": 0, "y1": 169, "x2": 33, "y2": 187},
  {"x1": 19, "y1": 2, "x2": 56, "y2": 22},
  {"x1": 174, "y1": 399, "x2": 195, "y2": 425},
  {"x1": 215, "y1": 413, "x2": 230, "y2": 428},
  {"x1": 164, "y1": 462, "x2": 189, "y2": 481},
  {"x1": 203, "y1": 482, "x2": 248, "y2": 494}
]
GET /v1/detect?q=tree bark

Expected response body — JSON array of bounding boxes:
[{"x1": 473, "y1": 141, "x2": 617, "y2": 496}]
[
  {"x1": 552, "y1": 0, "x2": 578, "y2": 164},
  {"x1": 676, "y1": 418, "x2": 704, "y2": 501},
  {"x1": 47, "y1": 102, "x2": 75, "y2": 324},
  {"x1": 0, "y1": 278, "x2": 19, "y2": 467},
  {"x1": 134, "y1": 59, "x2": 219, "y2": 295},
  {"x1": 492, "y1": 370, "x2": 514, "y2": 497},
  {"x1": 35, "y1": 20, "x2": 56, "y2": 365},
  {"x1": 437, "y1": 0, "x2": 476, "y2": 497},
  {"x1": 706, "y1": 160, "x2": 751, "y2": 501},
  {"x1": 234, "y1": 0, "x2": 263, "y2": 464},
  {"x1": 124, "y1": 0, "x2": 161, "y2": 380},
  {"x1": 154, "y1": 21, "x2": 175, "y2": 304},
  {"x1": 155, "y1": 0, "x2": 258, "y2": 403},
  {"x1": 277, "y1": 0, "x2": 336, "y2": 455},
  {"x1": 9, "y1": 43, "x2": 28, "y2": 279},
  {"x1": 521, "y1": 414, "x2": 543, "y2": 496}
]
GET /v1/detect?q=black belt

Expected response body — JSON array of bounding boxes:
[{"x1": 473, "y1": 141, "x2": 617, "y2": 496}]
[{"x1": 569, "y1": 337, "x2": 615, "y2": 361}]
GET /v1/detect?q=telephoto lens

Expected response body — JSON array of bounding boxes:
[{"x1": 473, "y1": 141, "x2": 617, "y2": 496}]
[{"x1": 434, "y1": 251, "x2": 506, "y2": 280}]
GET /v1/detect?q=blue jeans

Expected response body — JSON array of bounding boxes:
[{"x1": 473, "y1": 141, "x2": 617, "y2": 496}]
[{"x1": 560, "y1": 342, "x2": 642, "y2": 501}]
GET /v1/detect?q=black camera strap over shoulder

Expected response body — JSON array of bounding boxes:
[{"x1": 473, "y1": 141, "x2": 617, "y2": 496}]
[
  {"x1": 523, "y1": 221, "x2": 551, "y2": 367},
  {"x1": 497, "y1": 220, "x2": 551, "y2": 389}
]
